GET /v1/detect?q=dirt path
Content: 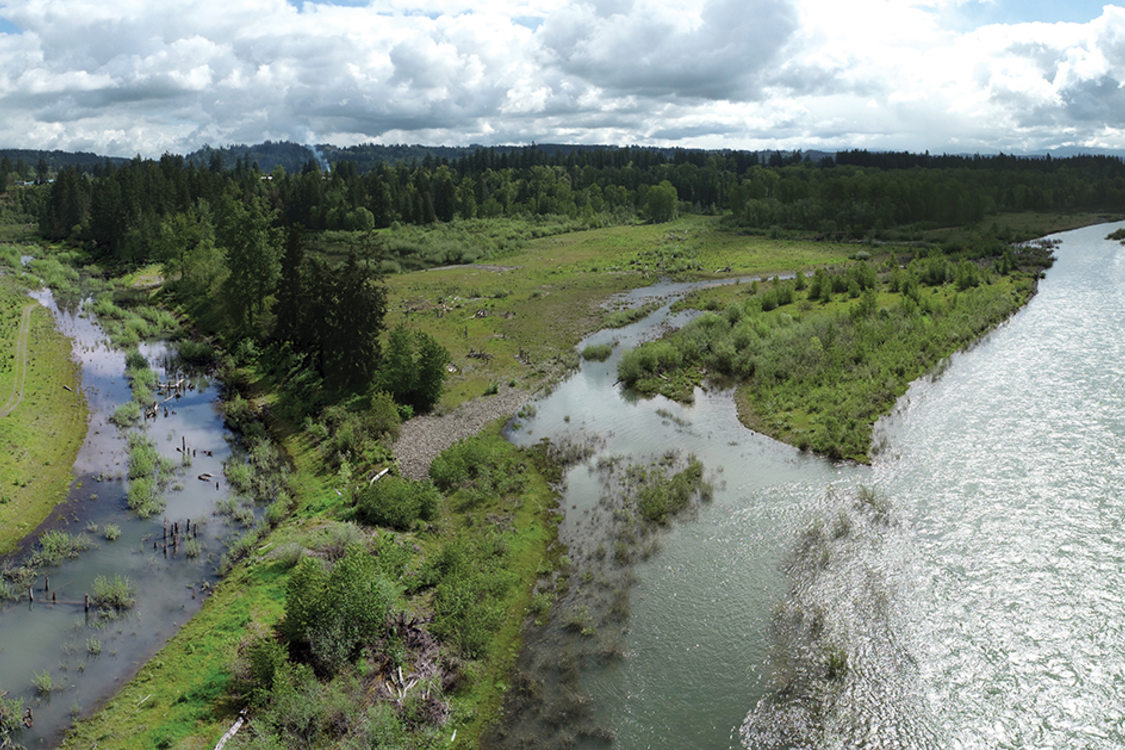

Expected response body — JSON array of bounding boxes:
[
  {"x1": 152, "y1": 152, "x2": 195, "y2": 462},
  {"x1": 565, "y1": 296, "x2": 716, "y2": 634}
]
[
  {"x1": 0, "y1": 302, "x2": 33, "y2": 418},
  {"x1": 395, "y1": 383, "x2": 536, "y2": 479}
]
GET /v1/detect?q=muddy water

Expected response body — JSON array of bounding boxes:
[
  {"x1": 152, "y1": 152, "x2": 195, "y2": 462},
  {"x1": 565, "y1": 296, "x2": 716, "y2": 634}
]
[
  {"x1": 0, "y1": 291, "x2": 243, "y2": 748},
  {"x1": 509, "y1": 224, "x2": 1125, "y2": 748}
]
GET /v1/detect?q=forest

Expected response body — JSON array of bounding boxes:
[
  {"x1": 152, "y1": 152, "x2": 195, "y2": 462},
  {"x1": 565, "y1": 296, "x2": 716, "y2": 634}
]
[{"x1": 0, "y1": 142, "x2": 1120, "y2": 749}]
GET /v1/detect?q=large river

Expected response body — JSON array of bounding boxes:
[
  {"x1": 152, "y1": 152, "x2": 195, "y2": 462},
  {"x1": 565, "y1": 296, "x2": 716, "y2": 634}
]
[{"x1": 511, "y1": 222, "x2": 1125, "y2": 748}]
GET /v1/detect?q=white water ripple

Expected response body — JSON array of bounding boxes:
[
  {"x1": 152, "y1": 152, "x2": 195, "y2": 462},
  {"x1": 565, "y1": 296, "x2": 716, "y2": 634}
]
[{"x1": 870, "y1": 223, "x2": 1125, "y2": 749}]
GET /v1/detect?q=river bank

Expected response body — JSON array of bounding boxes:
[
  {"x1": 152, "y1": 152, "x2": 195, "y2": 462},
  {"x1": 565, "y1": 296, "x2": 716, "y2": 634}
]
[{"x1": 0, "y1": 277, "x2": 87, "y2": 556}]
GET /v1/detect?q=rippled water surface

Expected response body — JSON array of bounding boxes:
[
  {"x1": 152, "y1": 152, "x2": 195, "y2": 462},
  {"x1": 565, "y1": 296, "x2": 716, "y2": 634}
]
[
  {"x1": 513, "y1": 223, "x2": 1125, "y2": 748},
  {"x1": 872, "y1": 222, "x2": 1125, "y2": 748}
]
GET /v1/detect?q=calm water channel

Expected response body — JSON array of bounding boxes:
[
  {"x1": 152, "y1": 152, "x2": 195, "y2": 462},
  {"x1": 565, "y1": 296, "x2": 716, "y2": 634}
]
[
  {"x1": 0, "y1": 290, "x2": 240, "y2": 748},
  {"x1": 511, "y1": 222, "x2": 1125, "y2": 748}
]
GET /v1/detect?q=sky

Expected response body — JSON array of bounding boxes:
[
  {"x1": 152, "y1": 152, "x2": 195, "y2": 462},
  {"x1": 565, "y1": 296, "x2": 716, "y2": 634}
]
[{"x1": 0, "y1": 0, "x2": 1122, "y2": 157}]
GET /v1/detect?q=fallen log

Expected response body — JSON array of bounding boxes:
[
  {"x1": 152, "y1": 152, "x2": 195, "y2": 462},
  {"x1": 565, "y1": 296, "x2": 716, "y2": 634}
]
[{"x1": 214, "y1": 709, "x2": 248, "y2": 750}]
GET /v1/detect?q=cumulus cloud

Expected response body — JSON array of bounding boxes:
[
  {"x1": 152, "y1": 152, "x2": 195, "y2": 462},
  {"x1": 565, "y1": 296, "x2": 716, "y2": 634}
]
[{"x1": 0, "y1": 0, "x2": 1122, "y2": 155}]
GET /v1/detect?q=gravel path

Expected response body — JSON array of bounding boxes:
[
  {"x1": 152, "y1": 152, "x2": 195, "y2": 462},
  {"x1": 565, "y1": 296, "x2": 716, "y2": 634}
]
[{"x1": 395, "y1": 383, "x2": 537, "y2": 479}]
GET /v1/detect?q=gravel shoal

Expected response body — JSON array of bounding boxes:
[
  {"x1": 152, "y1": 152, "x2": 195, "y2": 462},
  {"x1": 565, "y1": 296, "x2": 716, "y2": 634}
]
[{"x1": 395, "y1": 384, "x2": 535, "y2": 480}]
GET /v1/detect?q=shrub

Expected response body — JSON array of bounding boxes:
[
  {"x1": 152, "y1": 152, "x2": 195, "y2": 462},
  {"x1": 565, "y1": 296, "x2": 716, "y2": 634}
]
[
  {"x1": 356, "y1": 476, "x2": 440, "y2": 530},
  {"x1": 282, "y1": 546, "x2": 396, "y2": 674},
  {"x1": 240, "y1": 634, "x2": 289, "y2": 706},
  {"x1": 127, "y1": 477, "x2": 165, "y2": 518},
  {"x1": 127, "y1": 434, "x2": 159, "y2": 480},
  {"x1": 0, "y1": 694, "x2": 23, "y2": 743},
  {"x1": 177, "y1": 339, "x2": 215, "y2": 366},
  {"x1": 124, "y1": 348, "x2": 148, "y2": 371},
  {"x1": 103, "y1": 523, "x2": 121, "y2": 541},
  {"x1": 32, "y1": 670, "x2": 54, "y2": 695}
]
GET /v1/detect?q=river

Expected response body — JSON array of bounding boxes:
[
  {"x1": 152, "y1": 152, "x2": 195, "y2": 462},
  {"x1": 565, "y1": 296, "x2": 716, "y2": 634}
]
[
  {"x1": 0, "y1": 290, "x2": 240, "y2": 748},
  {"x1": 509, "y1": 222, "x2": 1125, "y2": 748},
  {"x1": 5, "y1": 222, "x2": 1121, "y2": 748}
]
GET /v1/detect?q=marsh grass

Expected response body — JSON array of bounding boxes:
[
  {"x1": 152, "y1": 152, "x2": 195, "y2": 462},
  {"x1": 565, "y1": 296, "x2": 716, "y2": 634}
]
[
  {"x1": 91, "y1": 574, "x2": 135, "y2": 610},
  {"x1": 580, "y1": 342, "x2": 614, "y2": 361},
  {"x1": 34, "y1": 529, "x2": 93, "y2": 566}
]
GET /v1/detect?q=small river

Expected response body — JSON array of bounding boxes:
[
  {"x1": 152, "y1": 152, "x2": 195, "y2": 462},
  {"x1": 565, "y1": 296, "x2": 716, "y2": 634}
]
[
  {"x1": 511, "y1": 222, "x2": 1125, "y2": 748},
  {"x1": 0, "y1": 290, "x2": 241, "y2": 748}
]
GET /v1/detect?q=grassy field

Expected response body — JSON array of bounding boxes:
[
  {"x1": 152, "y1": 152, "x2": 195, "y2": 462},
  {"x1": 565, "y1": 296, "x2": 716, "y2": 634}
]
[
  {"x1": 384, "y1": 215, "x2": 857, "y2": 407},
  {"x1": 0, "y1": 275, "x2": 87, "y2": 555}
]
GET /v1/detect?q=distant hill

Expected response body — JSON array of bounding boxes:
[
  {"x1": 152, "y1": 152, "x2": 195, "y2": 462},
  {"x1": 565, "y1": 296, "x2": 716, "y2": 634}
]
[
  {"x1": 0, "y1": 148, "x2": 127, "y2": 177},
  {"x1": 184, "y1": 141, "x2": 318, "y2": 173}
]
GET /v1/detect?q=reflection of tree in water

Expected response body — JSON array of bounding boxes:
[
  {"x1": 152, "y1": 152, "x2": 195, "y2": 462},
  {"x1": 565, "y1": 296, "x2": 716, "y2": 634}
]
[{"x1": 484, "y1": 447, "x2": 711, "y2": 749}]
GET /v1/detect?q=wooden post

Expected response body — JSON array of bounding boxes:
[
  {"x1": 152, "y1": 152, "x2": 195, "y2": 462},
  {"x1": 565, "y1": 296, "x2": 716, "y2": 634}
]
[
  {"x1": 44, "y1": 575, "x2": 49, "y2": 593},
  {"x1": 28, "y1": 586, "x2": 33, "y2": 603},
  {"x1": 84, "y1": 594, "x2": 89, "y2": 613}
]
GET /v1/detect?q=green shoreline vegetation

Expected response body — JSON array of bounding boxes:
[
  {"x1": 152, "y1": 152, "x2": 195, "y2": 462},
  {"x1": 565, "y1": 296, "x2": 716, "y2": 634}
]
[
  {"x1": 618, "y1": 242, "x2": 1055, "y2": 462},
  {"x1": 0, "y1": 271, "x2": 87, "y2": 556},
  {"x1": 0, "y1": 144, "x2": 1119, "y2": 748}
]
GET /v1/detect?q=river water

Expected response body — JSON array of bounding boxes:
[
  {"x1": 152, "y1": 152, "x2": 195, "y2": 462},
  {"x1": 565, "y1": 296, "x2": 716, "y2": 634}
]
[
  {"x1": 511, "y1": 222, "x2": 1125, "y2": 748},
  {"x1": 0, "y1": 291, "x2": 240, "y2": 748}
]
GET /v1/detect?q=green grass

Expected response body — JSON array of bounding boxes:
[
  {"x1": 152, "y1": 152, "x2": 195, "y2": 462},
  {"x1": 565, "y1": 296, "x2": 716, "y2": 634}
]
[
  {"x1": 382, "y1": 216, "x2": 857, "y2": 409},
  {"x1": 0, "y1": 276, "x2": 88, "y2": 555}
]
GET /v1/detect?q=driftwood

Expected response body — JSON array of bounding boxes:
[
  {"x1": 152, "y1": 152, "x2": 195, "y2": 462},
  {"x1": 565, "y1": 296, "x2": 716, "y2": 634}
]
[{"x1": 214, "y1": 709, "x2": 248, "y2": 750}]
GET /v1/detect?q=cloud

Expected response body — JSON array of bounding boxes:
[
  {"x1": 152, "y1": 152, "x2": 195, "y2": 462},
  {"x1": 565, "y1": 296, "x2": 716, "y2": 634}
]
[{"x1": 0, "y1": 0, "x2": 1123, "y2": 155}]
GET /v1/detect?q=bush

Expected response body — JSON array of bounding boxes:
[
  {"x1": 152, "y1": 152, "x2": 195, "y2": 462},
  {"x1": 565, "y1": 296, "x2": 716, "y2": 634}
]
[
  {"x1": 127, "y1": 477, "x2": 165, "y2": 518},
  {"x1": 356, "y1": 476, "x2": 440, "y2": 530},
  {"x1": 240, "y1": 634, "x2": 289, "y2": 706},
  {"x1": 375, "y1": 325, "x2": 449, "y2": 413},
  {"x1": 0, "y1": 696, "x2": 21, "y2": 746},
  {"x1": 282, "y1": 546, "x2": 396, "y2": 674},
  {"x1": 427, "y1": 534, "x2": 517, "y2": 658},
  {"x1": 177, "y1": 339, "x2": 216, "y2": 366},
  {"x1": 35, "y1": 529, "x2": 92, "y2": 566}
]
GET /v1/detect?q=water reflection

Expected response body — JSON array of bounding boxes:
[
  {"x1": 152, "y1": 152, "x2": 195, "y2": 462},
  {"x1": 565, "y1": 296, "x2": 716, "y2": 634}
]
[{"x1": 0, "y1": 291, "x2": 240, "y2": 749}]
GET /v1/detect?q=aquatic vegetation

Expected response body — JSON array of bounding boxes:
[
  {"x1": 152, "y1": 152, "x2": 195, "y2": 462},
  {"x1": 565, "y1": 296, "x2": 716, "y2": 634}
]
[
  {"x1": 91, "y1": 574, "x2": 136, "y2": 611},
  {"x1": 34, "y1": 529, "x2": 92, "y2": 566},
  {"x1": 580, "y1": 342, "x2": 613, "y2": 361}
]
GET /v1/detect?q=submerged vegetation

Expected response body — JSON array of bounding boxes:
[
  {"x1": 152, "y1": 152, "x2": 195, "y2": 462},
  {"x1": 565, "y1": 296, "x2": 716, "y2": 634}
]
[{"x1": 740, "y1": 487, "x2": 928, "y2": 748}]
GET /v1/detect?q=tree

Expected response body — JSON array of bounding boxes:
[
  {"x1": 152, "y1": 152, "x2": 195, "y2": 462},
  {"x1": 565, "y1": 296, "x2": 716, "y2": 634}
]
[
  {"x1": 219, "y1": 194, "x2": 282, "y2": 332},
  {"x1": 645, "y1": 180, "x2": 678, "y2": 223},
  {"x1": 375, "y1": 325, "x2": 449, "y2": 412},
  {"x1": 323, "y1": 251, "x2": 386, "y2": 390}
]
